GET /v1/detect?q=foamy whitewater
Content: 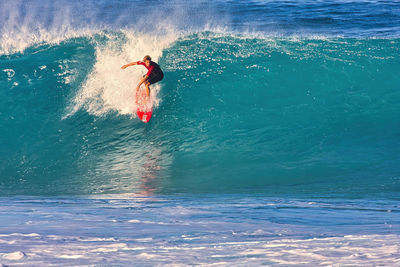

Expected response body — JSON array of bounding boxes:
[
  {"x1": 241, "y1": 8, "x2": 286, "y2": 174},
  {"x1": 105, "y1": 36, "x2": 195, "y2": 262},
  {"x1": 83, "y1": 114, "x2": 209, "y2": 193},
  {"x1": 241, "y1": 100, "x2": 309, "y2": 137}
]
[{"x1": 1, "y1": 0, "x2": 400, "y2": 265}]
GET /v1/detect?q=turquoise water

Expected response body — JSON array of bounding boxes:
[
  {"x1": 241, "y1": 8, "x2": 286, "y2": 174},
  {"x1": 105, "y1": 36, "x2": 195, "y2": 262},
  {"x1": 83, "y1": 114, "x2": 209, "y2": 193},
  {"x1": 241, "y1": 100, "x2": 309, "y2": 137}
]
[
  {"x1": 1, "y1": 33, "x2": 400, "y2": 197},
  {"x1": 1, "y1": 0, "x2": 400, "y2": 265}
]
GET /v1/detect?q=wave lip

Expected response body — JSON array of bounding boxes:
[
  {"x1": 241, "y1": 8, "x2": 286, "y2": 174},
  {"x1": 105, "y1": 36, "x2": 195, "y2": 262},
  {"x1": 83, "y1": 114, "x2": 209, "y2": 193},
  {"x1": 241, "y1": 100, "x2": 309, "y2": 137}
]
[{"x1": 2, "y1": 0, "x2": 400, "y2": 56}]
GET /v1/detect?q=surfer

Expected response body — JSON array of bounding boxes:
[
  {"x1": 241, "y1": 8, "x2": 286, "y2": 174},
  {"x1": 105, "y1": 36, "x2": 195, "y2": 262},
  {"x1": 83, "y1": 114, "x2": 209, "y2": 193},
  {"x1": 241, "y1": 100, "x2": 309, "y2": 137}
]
[{"x1": 121, "y1": 55, "x2": 164, "y2": 98}]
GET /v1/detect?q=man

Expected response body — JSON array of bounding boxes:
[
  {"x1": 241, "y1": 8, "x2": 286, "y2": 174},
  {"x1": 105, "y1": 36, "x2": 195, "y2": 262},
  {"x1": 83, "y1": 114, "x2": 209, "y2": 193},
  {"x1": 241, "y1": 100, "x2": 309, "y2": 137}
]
[{"x1": 121, "y1": 55, "x2": 164, "y2": 99}]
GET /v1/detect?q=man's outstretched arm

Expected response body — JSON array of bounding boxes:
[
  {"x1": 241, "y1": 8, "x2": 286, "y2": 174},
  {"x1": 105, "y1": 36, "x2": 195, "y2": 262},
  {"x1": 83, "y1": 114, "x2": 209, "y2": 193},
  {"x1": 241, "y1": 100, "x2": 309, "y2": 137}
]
[{"x1": 121, "y1": 61, "x2": 138, "y2": 69}]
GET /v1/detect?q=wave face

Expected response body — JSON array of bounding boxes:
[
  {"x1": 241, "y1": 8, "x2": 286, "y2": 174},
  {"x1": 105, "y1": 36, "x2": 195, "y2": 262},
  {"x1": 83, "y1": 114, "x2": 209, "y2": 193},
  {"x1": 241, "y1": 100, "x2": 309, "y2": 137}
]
[{"x1": 0, "y1": 0, "x2": 400, "y2": 197}]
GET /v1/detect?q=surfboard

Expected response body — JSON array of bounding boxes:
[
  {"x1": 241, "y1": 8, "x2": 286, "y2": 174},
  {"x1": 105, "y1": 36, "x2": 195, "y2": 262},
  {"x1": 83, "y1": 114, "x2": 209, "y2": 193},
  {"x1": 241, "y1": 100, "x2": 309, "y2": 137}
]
[{"x1": 135, "y1": 87, "x2": 153, "y2": 123}]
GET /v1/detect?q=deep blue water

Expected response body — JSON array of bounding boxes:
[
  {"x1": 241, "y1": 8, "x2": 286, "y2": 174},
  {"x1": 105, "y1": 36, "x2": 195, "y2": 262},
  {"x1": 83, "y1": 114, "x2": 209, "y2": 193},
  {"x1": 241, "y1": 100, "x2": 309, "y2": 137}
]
[{"x1": 0, "y1": 0, "x2": 400, "y2": 265}]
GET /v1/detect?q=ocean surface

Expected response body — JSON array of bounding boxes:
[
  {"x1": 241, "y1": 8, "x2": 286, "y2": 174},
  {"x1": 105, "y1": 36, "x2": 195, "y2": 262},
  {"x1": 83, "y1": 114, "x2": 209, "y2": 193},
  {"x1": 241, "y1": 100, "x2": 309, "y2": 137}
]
[{"x1": 1, "y1": 0, "x2": 400, "y2": 265}]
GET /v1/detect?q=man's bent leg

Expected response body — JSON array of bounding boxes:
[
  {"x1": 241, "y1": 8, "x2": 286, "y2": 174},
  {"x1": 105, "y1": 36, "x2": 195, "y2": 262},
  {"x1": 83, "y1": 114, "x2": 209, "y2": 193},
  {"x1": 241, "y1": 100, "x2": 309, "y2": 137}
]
[{"x1": 144, "y1": 81, "x2": 150, "y2": 98}]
